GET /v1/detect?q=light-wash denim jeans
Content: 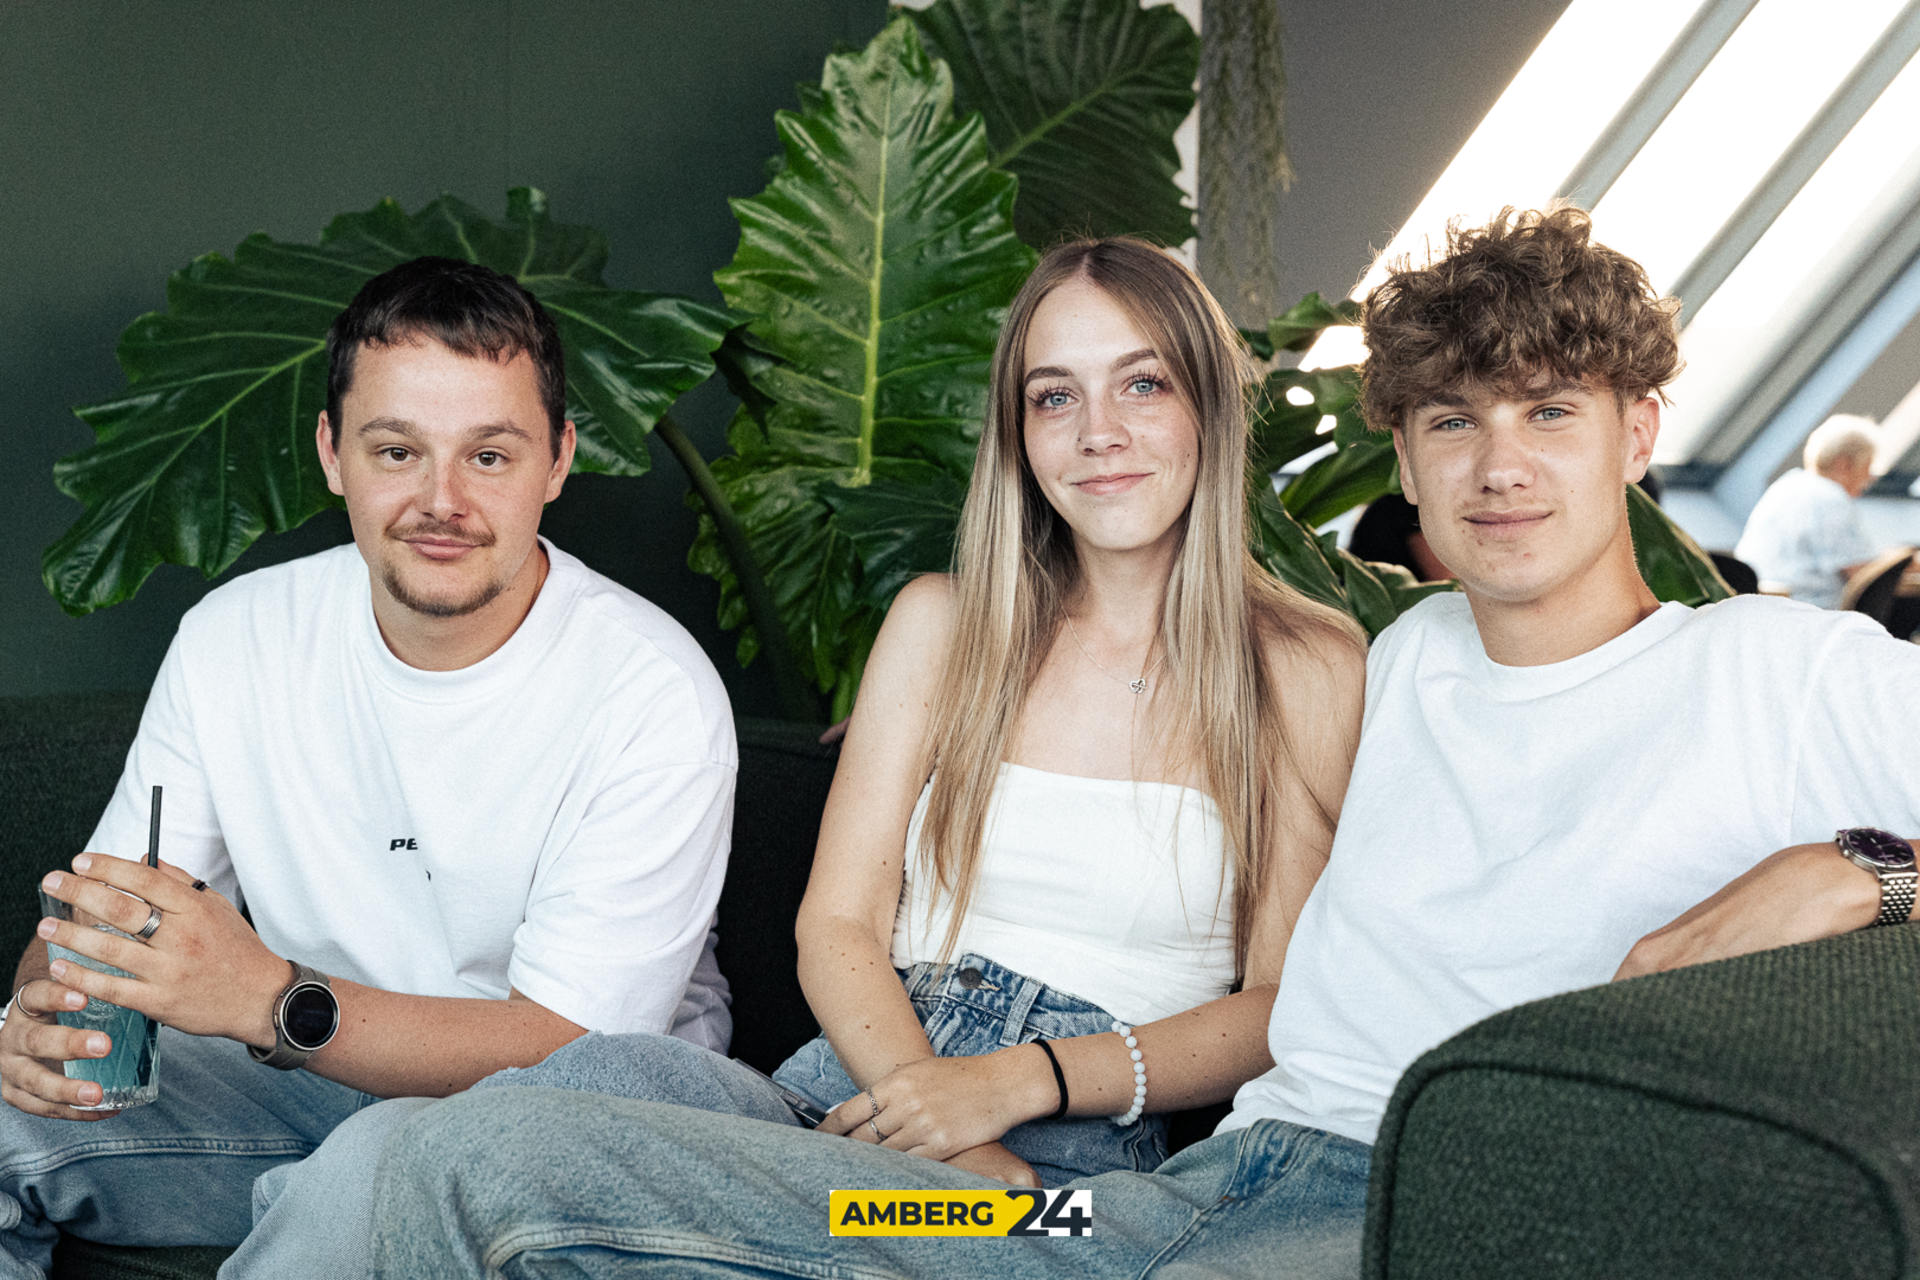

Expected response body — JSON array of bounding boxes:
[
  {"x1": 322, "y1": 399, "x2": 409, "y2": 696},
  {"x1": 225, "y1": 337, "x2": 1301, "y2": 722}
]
[
  {"x1": 231, "y1": 954, "x2": 1172, "y2": 1278},
  {"x1": 368, "y1": 1089, "x2": 1369, "y2": 1279},
  {"x1": 0, "y1": 1028, "x2": 375, "y2": 1280},
  {"x1": 475, "y1": 953, "x2": 1169, "y2": 1183}
]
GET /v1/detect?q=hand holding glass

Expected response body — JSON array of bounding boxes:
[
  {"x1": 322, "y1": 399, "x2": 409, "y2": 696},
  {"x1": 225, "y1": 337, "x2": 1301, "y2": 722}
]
[
  {"x1": 34, "y1": 784, "x2": 165, "y2": 1111},
  {"x1": 37, "y1": 888, "x2": 161, "y2": 1110}
]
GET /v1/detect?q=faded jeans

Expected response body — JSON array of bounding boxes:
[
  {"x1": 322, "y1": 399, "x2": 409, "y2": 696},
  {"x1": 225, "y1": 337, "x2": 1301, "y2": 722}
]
[
  {"x1": 0, "y1": 1029, "x2": 375, "y2": 1280},
  {"x1": 368, "y1": 1091, "x2": 1370, "y2": 1278},
  {"x1": 232, "y1": 954, "x2": 1171, "y2": 1276}
]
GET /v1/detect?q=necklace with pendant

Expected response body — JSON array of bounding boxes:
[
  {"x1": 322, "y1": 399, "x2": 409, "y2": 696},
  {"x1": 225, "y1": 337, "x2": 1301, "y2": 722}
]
[{"x1": 1064, "y1": 615, "x2": 1164, "y2": 695}]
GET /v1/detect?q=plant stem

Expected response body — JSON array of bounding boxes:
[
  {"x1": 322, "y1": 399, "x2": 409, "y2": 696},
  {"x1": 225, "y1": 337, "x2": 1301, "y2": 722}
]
[{"x1": 654, "y1": 413, "x2": 820, "y2": 723}]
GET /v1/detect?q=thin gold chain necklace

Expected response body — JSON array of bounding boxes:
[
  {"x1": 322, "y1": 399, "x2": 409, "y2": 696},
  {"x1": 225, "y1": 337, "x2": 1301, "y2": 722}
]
[{"x1": 1064, "y1": 615, "x2": 1164, "y2": 695}]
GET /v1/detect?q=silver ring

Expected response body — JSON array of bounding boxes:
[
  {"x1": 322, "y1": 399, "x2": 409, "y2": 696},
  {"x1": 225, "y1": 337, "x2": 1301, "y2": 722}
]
[
  {"x1": 866, "y1": 1091, "x2": 881, "y2": 1119},
  {"x1": 867, "y1": 1119, "x2": 883, "y2": 1142},
  {"x1": 136, "y1": 905, "x2": 162, "y2": 941}
]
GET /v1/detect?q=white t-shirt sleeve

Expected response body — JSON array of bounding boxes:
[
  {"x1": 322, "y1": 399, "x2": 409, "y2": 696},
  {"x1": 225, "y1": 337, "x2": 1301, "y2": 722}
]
[
  {"x1": 507, "y1": 754, "x2": 735, "y2": 1036},
  {"x1": 85, "y1": 632, "x2": 239, "y2": 908},
  {"x1": 1790, "y1": 616, "x2": 1920, "y2": 838}
]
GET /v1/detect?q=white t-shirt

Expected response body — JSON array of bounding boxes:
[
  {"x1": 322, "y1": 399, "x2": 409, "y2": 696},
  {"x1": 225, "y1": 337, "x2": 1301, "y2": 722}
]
[
  {"x1": 890, "y1": 764, "x2": 1233, "y2": 1027},
  {"x1": 1224, "y1": 592, "x2": 1920, "y2": 1145},
  {"x1": 1734, "y1": 468, "x2": 1877, "y2": 608},
  {"x1": 87, "y1": 540, "x2": 737, "y2": 1048}
]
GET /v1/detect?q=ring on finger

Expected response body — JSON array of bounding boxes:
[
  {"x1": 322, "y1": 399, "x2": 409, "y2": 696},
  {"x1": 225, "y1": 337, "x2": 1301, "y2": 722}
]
[
  {"x1": 867, "y1": 1119, "x2": 883, "y2": 1142},
  {"x1": 135, "y1": 905, "x2": 162, "y2": 941},
  {"x1": 866, "y1": 1090, "x2": 881, "y2": 1119}
]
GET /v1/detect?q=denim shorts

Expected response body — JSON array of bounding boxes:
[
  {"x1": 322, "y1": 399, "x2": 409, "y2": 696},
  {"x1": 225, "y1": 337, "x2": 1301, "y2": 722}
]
[{"x1": 770, "y1": 953, "x2": 1169, "y2": 1187}]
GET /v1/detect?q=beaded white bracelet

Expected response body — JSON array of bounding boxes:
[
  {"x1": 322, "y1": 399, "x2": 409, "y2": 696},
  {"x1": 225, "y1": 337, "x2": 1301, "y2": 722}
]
[{"x1": 1110, "y1": 1020, "x2": 1147, "y2": 1125}]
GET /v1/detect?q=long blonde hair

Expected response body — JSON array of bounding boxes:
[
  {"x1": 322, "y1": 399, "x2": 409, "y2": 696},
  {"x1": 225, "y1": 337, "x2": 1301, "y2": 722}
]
[{"x1": 917, "y1": 237, "x2": 1362, "y2": 971}]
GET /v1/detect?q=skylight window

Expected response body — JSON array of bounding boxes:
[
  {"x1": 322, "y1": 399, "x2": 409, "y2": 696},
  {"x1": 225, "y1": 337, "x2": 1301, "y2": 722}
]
[{"x1": 1301, "y1": 0, "x2": 1920, "y2": 500}]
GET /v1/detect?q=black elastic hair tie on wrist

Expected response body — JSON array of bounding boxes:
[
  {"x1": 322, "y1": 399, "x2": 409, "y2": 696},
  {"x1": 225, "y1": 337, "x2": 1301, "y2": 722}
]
[{"x1": 1033, "y1": 1038, "x2": 1070, "y2": 1120}]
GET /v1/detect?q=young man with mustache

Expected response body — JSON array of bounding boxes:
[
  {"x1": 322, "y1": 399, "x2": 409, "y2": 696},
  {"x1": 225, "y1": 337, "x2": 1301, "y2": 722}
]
[
  {"x1": 363, "y1": 208, "x2": 1920, "y2": 1279},
  {"x1": 0, "y1": 258, "x2": 735, "y2": 1277}
]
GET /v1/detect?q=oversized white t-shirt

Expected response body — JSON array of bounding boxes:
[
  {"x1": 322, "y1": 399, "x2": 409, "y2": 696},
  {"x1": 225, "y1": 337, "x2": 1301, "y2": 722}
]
[
  {"x1": 1734, "y1": 468, "x2": 1877, "y2": 608},
  {"x1": 1224, "y1": 591, "x2": 1920, "y2": 1145},
  {"x1": 87, "y1": 540, "x2": 737, "y2": 1048}
]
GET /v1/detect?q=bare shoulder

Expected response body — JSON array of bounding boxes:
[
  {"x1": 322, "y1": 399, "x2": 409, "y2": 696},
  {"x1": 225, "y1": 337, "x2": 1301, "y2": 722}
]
[
  {"x1": 886, "y1": 572, "x2": 957, "y2": 631},
  {"x1": 869, "y1": 574, "x2": 957, "y2": 674},
  {"x1": 852, "y1": 575, "x2": 956, "y2": 725},
  {"x1": 1256, "y1": 610, "x2": 1367, "y2": 723}
]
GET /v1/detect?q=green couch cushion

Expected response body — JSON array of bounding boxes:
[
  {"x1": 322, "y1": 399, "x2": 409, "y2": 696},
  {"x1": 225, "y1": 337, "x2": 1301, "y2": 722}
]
[{"x1": 1365, "y1": 925, "x2": 1920, "y2": 1279}]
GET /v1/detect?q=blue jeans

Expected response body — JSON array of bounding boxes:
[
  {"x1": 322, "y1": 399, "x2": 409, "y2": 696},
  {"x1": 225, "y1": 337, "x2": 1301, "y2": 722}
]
[
  {"x1": 228, "y1": 954, "x2": 1172, "y2": 1278},
  {"x1": 368, "y1": 1089, "x2": 1369, "y2": 1278},
  {"x1": 0, "y1": 1028, "x2": 374, "y2": 1280},
  {"x1": 478, "y1": 954, "x2": 1167, "y2": 1184}
]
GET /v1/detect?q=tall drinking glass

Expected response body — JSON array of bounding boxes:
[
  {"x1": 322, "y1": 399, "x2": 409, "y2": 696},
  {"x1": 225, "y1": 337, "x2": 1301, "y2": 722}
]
[{"x1": 37, "y1": 888, "x2": 160, "y2": 1110}]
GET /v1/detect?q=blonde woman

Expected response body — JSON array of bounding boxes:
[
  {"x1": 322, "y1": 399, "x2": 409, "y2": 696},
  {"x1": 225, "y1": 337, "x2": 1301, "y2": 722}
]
[
  {"x1": 293, "y1": 240, "x2": 1366, "y2": 1277},
  {"x1": 771, "y1": 236, "x2": 1366, "y2": 1186}
]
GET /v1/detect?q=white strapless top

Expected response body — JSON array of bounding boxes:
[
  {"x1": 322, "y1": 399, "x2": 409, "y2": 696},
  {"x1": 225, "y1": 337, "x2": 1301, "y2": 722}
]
[{"x1": 890, "y1": 763, "x2": 1234, "y2": 1026}]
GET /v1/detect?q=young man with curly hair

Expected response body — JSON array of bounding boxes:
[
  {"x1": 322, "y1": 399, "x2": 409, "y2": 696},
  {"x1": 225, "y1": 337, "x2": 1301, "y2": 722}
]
[{"x1": 361, "y1": 210, "x2": 1920, "y2": 1280}]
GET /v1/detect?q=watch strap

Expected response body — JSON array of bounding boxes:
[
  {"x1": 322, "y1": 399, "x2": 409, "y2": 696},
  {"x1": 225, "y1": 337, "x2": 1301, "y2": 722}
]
[
  {"x1": 248, "y1": 962, "x2": 336, "y2": 1071},
  {"x1": 1875, "y1": 871, "x2": 1917, "y2": 928}
]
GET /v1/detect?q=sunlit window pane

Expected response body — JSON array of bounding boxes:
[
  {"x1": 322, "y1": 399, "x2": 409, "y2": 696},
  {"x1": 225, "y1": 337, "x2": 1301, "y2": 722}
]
[
  {"x1": 1589, "y1": 0, "x2": 1908, "y2": 295},
  {"x1": 1299, "y1": 0, "x2": 1700, "y2": 370},
  {"x1": 1657, "y1": 52, "x2": 1920, "y2": 462}
]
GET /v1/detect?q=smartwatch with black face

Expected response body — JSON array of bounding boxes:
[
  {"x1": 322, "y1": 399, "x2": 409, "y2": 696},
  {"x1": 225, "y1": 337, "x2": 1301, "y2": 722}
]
[
  {"x1": 248, "y1": 962, "x2": 339, "y2": 1070},
  {"x1": 1835, "y1": 828, "x2": 1919, "y2": 928}
]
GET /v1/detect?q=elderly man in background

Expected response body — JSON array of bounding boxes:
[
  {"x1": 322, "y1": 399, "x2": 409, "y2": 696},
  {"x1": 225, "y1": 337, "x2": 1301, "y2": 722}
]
[{"x1": 1735, "y1": 414, "x2": 1882, "y2": 607}]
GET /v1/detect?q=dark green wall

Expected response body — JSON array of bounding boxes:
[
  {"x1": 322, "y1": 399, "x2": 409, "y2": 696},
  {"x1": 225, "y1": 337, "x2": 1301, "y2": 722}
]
[{"x1": 1, "y1": 0, "x2": 886, "y2": 719}]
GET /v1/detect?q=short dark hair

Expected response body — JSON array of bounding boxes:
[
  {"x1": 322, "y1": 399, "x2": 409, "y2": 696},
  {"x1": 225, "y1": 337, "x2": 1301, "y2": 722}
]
[
  {"x1": 325, "y1": 257, "x2": 567, "y2": 456},
  {"x1": 1359, "y1": 205, "x2": 1681, "y2": 433}
]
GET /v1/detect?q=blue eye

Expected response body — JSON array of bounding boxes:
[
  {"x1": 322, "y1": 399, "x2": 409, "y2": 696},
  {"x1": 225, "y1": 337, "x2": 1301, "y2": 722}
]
[
  {"x1": 1434, "y1": 417, "x2": 1472, "y2": 432},
  {"x1": 1128, "y1": 376, "x2": 1161, "y2": 395}
]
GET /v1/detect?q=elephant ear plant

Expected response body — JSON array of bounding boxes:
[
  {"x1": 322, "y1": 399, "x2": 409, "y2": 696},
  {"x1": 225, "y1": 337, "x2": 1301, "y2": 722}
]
[{"x1": 43, "y1": 0, "x2": 1729, "y2": 723}]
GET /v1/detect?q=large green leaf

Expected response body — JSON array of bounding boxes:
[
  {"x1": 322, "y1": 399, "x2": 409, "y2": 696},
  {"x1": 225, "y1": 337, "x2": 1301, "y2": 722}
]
[
  {"x1": 905, "y1": 0, "x2": 1197, "y2": 247},
  {"x1": 701, "y1": 17, "x2": 1037, "y2": 716},
  {"x1": 1250, "y1": 485, "x2": 1456, "y2": 640},
  {"x1": 1628, "y1": 481, "x2": 1733, "y2": 606},
  {"x1": 44, "y1": 188, "x2": 734, "y2": 615}
]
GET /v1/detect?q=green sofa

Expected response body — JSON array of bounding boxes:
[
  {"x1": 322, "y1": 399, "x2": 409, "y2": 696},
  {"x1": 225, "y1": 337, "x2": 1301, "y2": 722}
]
[
  {"x1": 1366, "y1": 921, "x2": 1920, "y2": 1278},
  {"x1": 7, "y1": 693, "x2": 1917, "y2": 1278}
]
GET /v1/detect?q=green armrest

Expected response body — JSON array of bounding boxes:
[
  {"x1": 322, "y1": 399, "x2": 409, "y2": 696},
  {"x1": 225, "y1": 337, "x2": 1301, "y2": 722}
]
[{"x1": 1364, "y1": 925, "x2": 1920, "y2": 1279}]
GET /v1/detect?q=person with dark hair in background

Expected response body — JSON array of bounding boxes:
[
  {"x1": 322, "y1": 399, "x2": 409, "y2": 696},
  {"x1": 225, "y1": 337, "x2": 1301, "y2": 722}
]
[
  {"x1": 1345, "y1": 491, "x2": 1452, "y2": 582},
  {"x1": 0, "y1": 258, "x2": 736, "y2": 1278}
]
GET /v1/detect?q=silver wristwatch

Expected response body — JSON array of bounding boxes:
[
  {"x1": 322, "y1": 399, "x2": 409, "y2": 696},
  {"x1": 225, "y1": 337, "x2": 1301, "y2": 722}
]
[
  {"x1": 1835, "y1": 828, "x2": 1919, "y2": 928},
  {"x1": 248, "y1": 962, "x2": 340, "y2": 1071}
]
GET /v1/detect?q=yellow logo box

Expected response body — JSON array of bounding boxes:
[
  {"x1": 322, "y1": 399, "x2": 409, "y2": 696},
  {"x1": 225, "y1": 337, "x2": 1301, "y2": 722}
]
[{"x1": 830, "y1": 1188, "x2": 1093, "y2": 1237}]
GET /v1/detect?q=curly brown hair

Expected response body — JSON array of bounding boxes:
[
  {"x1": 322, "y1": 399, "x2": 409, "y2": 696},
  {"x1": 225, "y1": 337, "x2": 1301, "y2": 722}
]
[{"x1": 1358, "y1": 205, "x2": 1681, "y2": 433}]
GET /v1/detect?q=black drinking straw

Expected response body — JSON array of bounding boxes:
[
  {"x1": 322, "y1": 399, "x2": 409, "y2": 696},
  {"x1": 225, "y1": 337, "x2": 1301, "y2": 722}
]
[{"x1": 147, "y1": 785, "x2": 162, "y2": 869}]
